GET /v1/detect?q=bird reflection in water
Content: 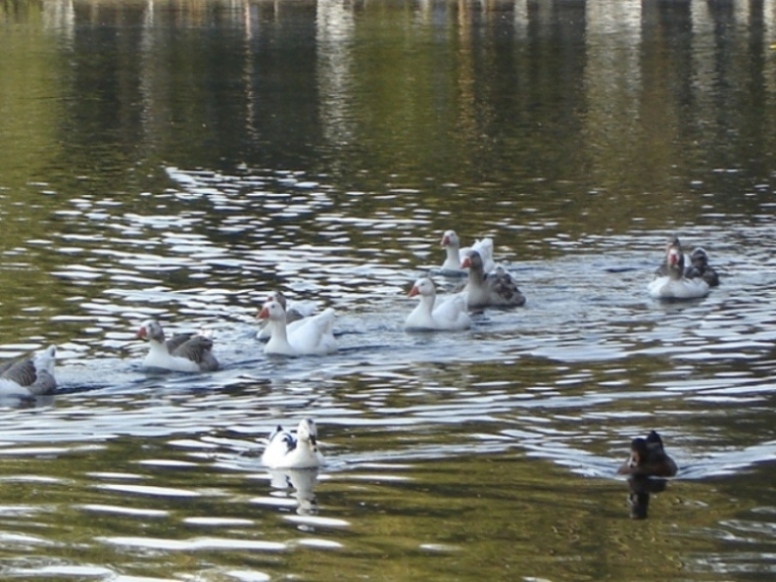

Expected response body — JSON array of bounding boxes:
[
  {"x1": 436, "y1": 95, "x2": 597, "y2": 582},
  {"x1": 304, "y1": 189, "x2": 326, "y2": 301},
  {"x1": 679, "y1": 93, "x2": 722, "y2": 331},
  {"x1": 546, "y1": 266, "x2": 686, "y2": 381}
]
[
  {"x1": 268, "y1": 468, "x2": 320, "y2": 515},
  {"x1": 617, "y1": 431, "x2": 677, "y2": 519}
]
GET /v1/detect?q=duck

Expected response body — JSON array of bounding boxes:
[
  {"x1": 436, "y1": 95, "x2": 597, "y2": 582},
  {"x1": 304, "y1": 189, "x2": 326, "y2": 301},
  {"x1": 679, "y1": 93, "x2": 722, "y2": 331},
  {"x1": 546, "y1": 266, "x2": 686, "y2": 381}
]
[
  {"x1": 648, "y1": 236, "x2": 710, "y2": 300},
  {"x1": 460, "y1": 250, "x2": 526, "y2": 308},
  {"x1": 684, "y1": 248, "x2": 720, "y2": 287},
  {"x1": 262, "y1": 418, "x2": 325, "y2": 470},
  {"x1": 136, "y1": 320, "x2": 219, "y2": 372},
  {"x1": 405, "y1": 277, "x2": 471, "y2": 331},
  {"x1": 257, "y1": 299, "x2": 337, "y2": 356},
  {"x1": 617, "y1": 430, "x2": 678, "y2": 478},
  {"x1": 0, "y1": 345, "x2": 57, "y2": 396},
  {"x1": 256, "y1": 291, "x2": 318, "y2": 340},
  {"x1": 440, "y1": 230, "x2": 496, "y2": 274}
]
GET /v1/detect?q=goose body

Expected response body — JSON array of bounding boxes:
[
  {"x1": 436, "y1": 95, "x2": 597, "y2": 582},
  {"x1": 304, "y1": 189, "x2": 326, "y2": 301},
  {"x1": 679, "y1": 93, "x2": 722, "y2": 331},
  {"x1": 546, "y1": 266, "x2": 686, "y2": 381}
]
[
  {"x1": 262, "y1": 418, "x2": 325, "y2": 470},
  {"x1": 648, "y1": 276, "x2": 710, "y2": 300},
  {"x1": 405, "y1": 278, "x2": 471, "y2": 331},
  {"x1": 440, "y1": 230, "x2": 495, "y2": 274},
  {"x1": 649, "y1": 236, "x2": 710, "y2": 300},
  {"x1": 460, "y1": 250, "x2": 526, "y2": 308},
  {"x1": 137, "y1": 320, "x2": 219, "y2": 372},
  {"x1": 0, "y1": 345, "x2": 57, "y2": 396},
  {"x1": 258, "y1": 300, "x2": 337, "y2": 356}
]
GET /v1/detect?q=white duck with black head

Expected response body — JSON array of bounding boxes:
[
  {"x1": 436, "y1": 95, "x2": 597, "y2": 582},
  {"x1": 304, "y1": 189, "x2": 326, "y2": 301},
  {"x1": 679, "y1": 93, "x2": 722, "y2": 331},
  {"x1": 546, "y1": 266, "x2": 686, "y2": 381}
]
[
  {"x1": 136, "y1": 319, "x2": 219, "y2": 372},
  {"x1": 262, "y1": 418, "x2": 325, "y2": 470}
]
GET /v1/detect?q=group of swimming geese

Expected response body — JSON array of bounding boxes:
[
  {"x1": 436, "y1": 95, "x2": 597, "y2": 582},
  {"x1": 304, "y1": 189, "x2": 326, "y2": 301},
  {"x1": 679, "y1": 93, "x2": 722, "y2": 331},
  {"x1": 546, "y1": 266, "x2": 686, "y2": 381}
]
[{"x1": 0, "y1": 232, "x2": 719, "y2": 475}]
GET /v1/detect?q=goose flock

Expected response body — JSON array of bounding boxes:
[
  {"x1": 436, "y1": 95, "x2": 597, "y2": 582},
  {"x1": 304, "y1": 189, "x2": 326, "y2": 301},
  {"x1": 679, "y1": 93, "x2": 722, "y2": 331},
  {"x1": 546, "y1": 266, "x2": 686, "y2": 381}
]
[{"x1": 0, "y1": 231, "x2": 718, "y2": 473}]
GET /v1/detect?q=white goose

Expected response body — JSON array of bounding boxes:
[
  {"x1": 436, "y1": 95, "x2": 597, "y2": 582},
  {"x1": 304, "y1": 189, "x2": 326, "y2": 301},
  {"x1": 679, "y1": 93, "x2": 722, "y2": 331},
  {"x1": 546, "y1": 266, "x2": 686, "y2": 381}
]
[
  {"x1": 256, "y1": 291, "x2": 318, "y2": 340},
  {"x1": 136, "y1": 320, "x2": 219, "y2": 372},
  {"x1": 262, "y1": 418, "x2": 325, "y2": 469},
  {"x1": 257, "y1": 299, "x2": 337, "y2": 356},
  {"x1": 0, "y1": 345, "x2": 57, "y2": 396},
  {"x1": 648, "y1": 236, "x2": 710, "y2": 300},
  {"x1": 405, "y1": 277, "x2": 471, "y2": 331},
  {"x1": 460, "y1": 250, "x2": 526, "y2": 308},
  {"x1": 440, "y1": 230, "x2": 496, "y2": 274}
]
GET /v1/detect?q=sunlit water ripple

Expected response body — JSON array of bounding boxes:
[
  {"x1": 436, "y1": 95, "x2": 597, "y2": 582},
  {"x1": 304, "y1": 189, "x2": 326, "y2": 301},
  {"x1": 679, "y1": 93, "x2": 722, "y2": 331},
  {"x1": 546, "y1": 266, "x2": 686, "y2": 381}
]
[{"x1": 3, "y1": 166, "x2": 775, "y2": 477}]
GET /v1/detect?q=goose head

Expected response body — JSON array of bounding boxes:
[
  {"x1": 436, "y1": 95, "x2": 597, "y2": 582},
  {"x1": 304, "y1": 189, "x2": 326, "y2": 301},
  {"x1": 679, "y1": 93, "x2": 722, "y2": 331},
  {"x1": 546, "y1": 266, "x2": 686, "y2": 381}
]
[
  {"x1": 408, "y1": 278, "x2": 436, "y2": 298},
  {"x1": 460, "y1": 249, "x2": 483, "y2": 272},
  {"x1": 267, "y1": 290, "x2": 288, "y2": 310},
  {"x1": 257, "y1": 300, "x2": 287, "y2": 323},
  {"x1": 665, "y1": 236, "x2": 684, "y2": 267},
  {"x1": 137, "y1": 320, "x2": 165, "y2": 343},
  {"x1": 440, "y1": 230, "x2": 460, "y2": 249},
  {"x1": 297, "y1": 418, "x2": 318, "y2": 447},
  {"x1": 33, "y1": 345, "x2": 57, "y2": 374},
  {"x1": 662, "y1": 236, "x2": 685, "y2": 279},
  {"x1": 689, "y1": 248, "x2": 709, "y2": 269}
]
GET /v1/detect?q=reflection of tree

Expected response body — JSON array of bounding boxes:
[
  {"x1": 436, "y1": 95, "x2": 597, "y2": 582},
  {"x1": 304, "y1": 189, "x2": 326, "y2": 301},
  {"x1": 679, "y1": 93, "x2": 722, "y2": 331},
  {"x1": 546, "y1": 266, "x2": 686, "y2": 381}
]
[{"x1": 5, "y1": 0, "x2": 776, "y2": 246}]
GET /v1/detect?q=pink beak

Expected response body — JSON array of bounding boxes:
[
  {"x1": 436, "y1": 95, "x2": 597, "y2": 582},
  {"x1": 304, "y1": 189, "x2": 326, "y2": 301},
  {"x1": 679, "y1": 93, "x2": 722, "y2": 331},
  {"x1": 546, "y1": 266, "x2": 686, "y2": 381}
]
[
  {"x1": 257, "y1": 306, "x2": 270, "y2": 320},
  {"x1": 408, "y1": 286, "x2": 420, "y2": 297},
  {"x1": 460, "y1": 257, "x2": 471, "y2": 269},
  {"x1": 136, "y1": 327, "x2": 147, "y2": 339}
]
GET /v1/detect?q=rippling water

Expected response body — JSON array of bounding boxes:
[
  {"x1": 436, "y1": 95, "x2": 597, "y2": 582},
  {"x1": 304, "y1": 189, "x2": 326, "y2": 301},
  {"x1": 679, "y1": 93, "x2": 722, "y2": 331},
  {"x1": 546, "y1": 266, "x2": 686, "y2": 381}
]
[{"x1": 2, "y1": 0, "x2": 776, "y2": 580}]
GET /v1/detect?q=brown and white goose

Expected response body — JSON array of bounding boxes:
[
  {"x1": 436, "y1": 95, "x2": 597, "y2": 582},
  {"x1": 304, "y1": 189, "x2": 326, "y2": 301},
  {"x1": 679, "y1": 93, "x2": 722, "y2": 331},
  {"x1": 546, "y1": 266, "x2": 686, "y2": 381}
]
[
  {"x1": 262, "y1": 418, "x2": 325, "y2": 469},
  {"x1": 136, "y1": 320, "x2": 219, "y2": 372},
  {"x1": 0, "y1": 345, "x2": 57, "y2": 396},
  {"x1": 460, "y1": 250, "x2": 526, "y2": 308},
  {"x1": 648, "y1": 236, "x2": 710, "y2": 300}
]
